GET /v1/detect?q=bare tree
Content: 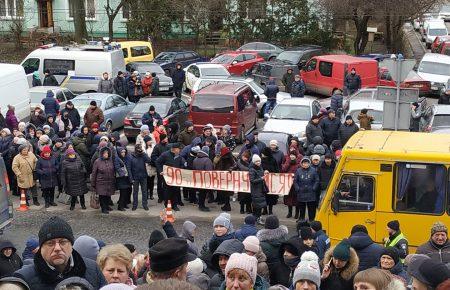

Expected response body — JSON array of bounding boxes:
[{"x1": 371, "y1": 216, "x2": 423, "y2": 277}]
[
  {"x1": 105, "y1": 0, "x2": 129, "y2": 40},
  {"x1": 73, "y1": 0, "x2": 88, "y2": 43}
]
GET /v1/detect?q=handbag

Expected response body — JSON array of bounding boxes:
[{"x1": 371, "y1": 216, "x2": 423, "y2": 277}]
[
  {"x1": 90, "y1": 193, "x2": 100, "y2": 209},
  {"x1": 24, "y1": 158, "x2": 38, "y2": 180}
]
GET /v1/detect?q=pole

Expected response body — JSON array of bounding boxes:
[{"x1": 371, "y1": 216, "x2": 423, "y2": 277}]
[{"x1": 394, "y1": 58, "x2": 401, "y2": 131}]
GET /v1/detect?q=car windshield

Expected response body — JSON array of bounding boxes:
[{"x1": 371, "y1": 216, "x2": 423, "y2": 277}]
[
  {"x1": 211, "y1": 54, "x2": 234, "y2": 64},
  {"x1": 133, "y1": 101, "x2": 168, "y2": 115},
  {"x1": 350, "y1": 109, "x2": 383, "y2": 124},
  {"x1": 191, "y1": 95, "x2": 234, "y2": 113},
  {"x1": 432, "y1": 114, "x2": 450, "y2": 127},
  {"x1": 30, "y1": 92, "x2": 47, "y2": 103},
  {"x1": 429, "y1": 28, "x2": 448, "y2": 36},
  {"x1": 135, "y1": 63, "x2": 165, "y2": 74},
  {"x1": 201, "y1": 67, "x2": 230, "y2": 76},
  {"x1": 248, "y1": 80, "x2": 264, "y2": 94},
  {"x1": 154, "y1": 52, "x2": 176, "y2": 61},
  {"x1": 71, "y1": 99, "x2": 102, "y2": 112},
  {"x1": 418, "y1": 61, "x2": 450, "y2": 75},
  {"x1": 276, "y1": 51, "x2": 301, "y2": 64},
  {"x1": 270, "y1": 104, "x2": 311, "y2": 120}
]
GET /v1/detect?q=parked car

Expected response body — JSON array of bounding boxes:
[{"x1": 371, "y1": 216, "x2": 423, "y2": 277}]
[
  {"x1": 125, "y1": 61, "x2": 173, "y2": 94},
  {"x1": 251, "y1": 45, "x2": 325, "y2": 89},
  {"x1": 430, "y1": 35, "x2": 450, "y2": 52},
  {"x1": 191, "y1": 76, "x2": 291, "y2": 117},
  {"x1": 424, "y1": 19, "x2": 448, "y2": 49},
  {"x1": 124, "y1": 97, "x2": 189, "y2": 140},
  {"x1": 189, "y1": 83, "x2": 257, "y2": 142},
  {"x1": 184, "y1": 63, "x2": 230, "y2": 91},
  {"x1": 428, "y1": 104, "x2": 450, "y2": 133},
  {"x1": 71, "y1": 93, "x2": 135, "y2": 131},
  {"x1": 119, "y1": 41, "x2": 154, "y2": 64},
  {"x1": 29, "y1": 86, "x2": 77, "y2": 113},
  {"x1": 236, "y1": 42, "x2": 284, "y2": 61},
  {"x1": 301, "y1": 55, "x2": 379, "y2": 97},
  {"x1": 342, "y1": 88, "x2": 377, "y2": 112},
  {"x1": 417, "y1": 53, "x2": 450, "y2": 96},
  {"x1": 262, "y1": 97, "x2": 321, "y2": 141},
  {"x1": 257, "y1": 131, "x2": 291, "y2": 155},
  {"x1": 378, "y1": 67, "x2": 431, "y2": 96},
  {"x1": 211, "y1": 51, "x2": 264, "y2": 76},
  {"x1": 153, "y1": 51, "x2": 209, "y2": 75},
  {"x1": 358, "y1": 54, "x2": 392, "y2": 62},
  {"x1": 343, "y1": 98, "x2": 384, "y2": 130},
  {"x1": 438, "y1": 41, "x2": 450, "y2": 55}
]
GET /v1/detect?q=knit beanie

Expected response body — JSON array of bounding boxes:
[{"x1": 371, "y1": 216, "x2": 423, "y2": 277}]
[
  {"x1": 243, "y1": 236, "x2": 260, "y2": 253},
  {"x1": 300, "y1": 227, "x2": 314, "y2": 240},
  {"x1": 310, "y1": 221, "x2": 322, "y2": 232},
  {"x1": 41, "y1": 145, "x2": 51, "y2": 155},
  {"x1": 252, "y1": 154, "x2": 261, "y2": 163},
  {"x1": 351, "y1": 224, "x2": 368, "y2": 235},
  {"x1": 148, "y1": 230, "x2": 165, "y2": 250},
  {"x1": 333, "y1": 239, "x2": 351, "y2": 261},
  {"x1": 213, "y1": 215, "x2": 231, "y2": 230},
  {"x1": 387, "y1": 220, "x2": 400, "y2": 231},
  {"x1": 244, "y1": 215, "x2": 256, "y2": 225},
  {"x1": 225, "y1": 253, "x2": 258, "y2": 285},
  {"x1": 140, "y1": 125, "x2": 149, "y2": 132},
  {"x1": 38, "y1": 216, "x2": 74, "y2": 247},
  {"x1": 66, "y1": 148, "x2": 76, "y2": 156},
  {"x1": 265, "y1": 215, "x2": 279, "y2": 230},
  {"x1": 73, "y1": 235, "x2": 100, "y2": 261},
  {"x1": 431, "y1": 221, "x2": 448, "y2": 236},
  {"x1": 55, "y1": 277, "x2": 94, "y2": 290},
  {"x1": 292, "y1": 251, "x2": 321, "y2": 287},
  {"x1": 381, "y1": 247, "x2": 400, "y2": 265},
  {"x1": 187, "y1": 258, "x2": 204, "y2": 275}
]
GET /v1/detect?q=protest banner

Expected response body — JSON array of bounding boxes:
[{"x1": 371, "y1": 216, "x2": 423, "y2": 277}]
[{"x1": 162, "y1": 165, "x2": 294, "y2": 195}]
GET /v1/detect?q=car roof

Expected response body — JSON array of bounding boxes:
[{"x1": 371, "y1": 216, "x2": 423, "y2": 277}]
[
  {"x1": 434, "y1": 104, "x2": 450, "y2": 114},
  {"x1": 284, "y1": 45, "x2": 323, "y2": 51},
  {"x1": 192, "y1": 63, "x2": 227, "y2": 68},
  {"x1": 421, "y1": 53, "x2": 450, "y2": 64},
  {"x1": 29, "y1": 86, "x2": 64, "y2": 92},
  {"x1": 137, "y1": 97, "x2": 174, "y2": 104},
  {"x1": 159, "y1": 50, "x2": 196, "y2": 54},
  {"x1": 74, "y1": 93, "x2": 115, "y2": 100},
  {"x1": 195, "y1": 83, "x2": 248, "y2": 95},
  {"x1": 314, "y1": 54, "x2": 378, "y2": 64},
  {"x1": 198, "y1": 76, "x2": 251, "y2": 82},
  {"x1": 129, "y1": 61, "x2": 159, "y2": 65},
  {"x1": 277, "y1": 97, "x2": 316, "y2": 106},
  {"x1": 348, "y1": 99, "x2": 384, "y2": 110},
  {"x1": 119, "y1": 41, "x2": 150, "y2": 46}
]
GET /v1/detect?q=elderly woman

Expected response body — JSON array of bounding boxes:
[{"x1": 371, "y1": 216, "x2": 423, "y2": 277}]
[
  {"x1": 220, "y1": 253, "x2": 269, "y2": 290},
  {"x1": 12, "y1": 143, "x2": 38, "y2": 206},
  {"x1": 61, "y1": 148, "x2": 89, "y2": 210},
  {"x1": 97, "y1": 244, "x2": 133, "y2": 286},
  {"x1": 353, "y1": 268, "x2": 406, "y2": 290},
  {"x1": 91, "y1": 147, "x2": 116, "y2": 214}
]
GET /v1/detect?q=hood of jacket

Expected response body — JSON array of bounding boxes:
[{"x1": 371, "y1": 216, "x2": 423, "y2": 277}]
[
  {"x1": 348, "y1": 232, "x2": 375, "y2": 250},
  {"x1": 99, "y1": 146, "x2": 112, "y2": 160},
  {"x1": 212, "y1": 239, "x2": 244, "y2": 270},
  {"x1": 278, "y1": 237, "x2": 315, "y2": 266},
  {"x1": 323, "y1": 245, "x2": 359, "y2": 281},
  {"x1": 257, "y1": 225, "x2": 289, "y2": 243},
  {"x1": 0, "y1": 240, "x2": 16, "y2": 255},
  {"x1": 73, "y1": 235, "x2": 100, "y2": 262}
]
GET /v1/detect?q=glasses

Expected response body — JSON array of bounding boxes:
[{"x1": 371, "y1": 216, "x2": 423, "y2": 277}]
[{"x1": 42, "y1": 239, "x2": 71, "y2": 249}]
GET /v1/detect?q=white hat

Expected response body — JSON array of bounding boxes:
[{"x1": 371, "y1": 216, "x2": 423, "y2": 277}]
[
  {"x1": 292, "y1": 251, "x2": 321, "y2": 287},
  {"x1": 311, "y1": 154, "x2": 320, "y2": 161},
  {"x1": 243, "y1": 236, "x2": 260, "y2": 253},
  {"x1": 133, "y1": 70, "x2": 139, "y2": 75},
  {"x1": 252, "y1": 154, "x2": 261, "y2": 163},
  {"x1": 269, "y1": 140, "x2": 278, "y2": 146},
  {"x1": 187, "y1": 258, "x2": 204, "y2": 275}
]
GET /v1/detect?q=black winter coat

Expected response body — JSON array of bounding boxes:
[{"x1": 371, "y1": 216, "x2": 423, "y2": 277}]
[
  {"x1": 320, "y1": 117, "x2": 341, "y2": 145},
  {"x1": 155, "y1": 150, "x2": 185, "y2": 173},
  {"x1": 215, "y1": 153, "x2": 235, "y2": 171},
  {"x1": 30, "y1": 111, "x2": 46, "y2": 128},
  {"x1": 0, "y1": 241, "x2": 22, "y2": 278},
  {"x1": 330, "y1": 93, "x2": 343, "y2": 113},
  {"x1": 43, "y1": 75, "x2": 58, "y2": 86},
  {"x1": 36, "y1": 156, "x2": 59, "y2": 189},
  {"x1": 41, "y1": 96, "x2": 60, "y2": 116},
  {"x1": 318, "y1": 160, "x2": 336, "y2": 190},
  {"x1": 294, "y1": 166, "x2": 319, "y2": 202},
  {"x1": 305, "y1": 122, "x2": 323, "y2": 145},
  {"x1": 60, "y1": 107, "x2": 81, "y2": 130},
  {"x1": 172, "y1": 69, "x2": 186, "y2": 89},
  {"x1": 150, "y1": 142, "x2": 169, "y2": 164},
  {"x1": 338, "y1": 122, "x2": 359, "y2": 145},
  {"x1": 193, "y1": 152, "x2": 213, "y2": 170},
  {"x1": 116, "y1": 150, "x2": 133, "y2": 189},
  {"x1": 61, "y1": 155, "x2": 88, "y2": 196},
  {"x1": 348, "y1": 232, "x2": 385, "y2": 272},
  {"x1": 113, "y1": 76, "x2": 128, "y2": 97},
  {"x1": 249, "y1": 163, "x2": 267, "y2": 209},
  {"x1": 130, "y1": 151, "x2": 151, "y2": 180},
  {"x1": 91, "y1": 147, "x2": 115, "y2": 196}
]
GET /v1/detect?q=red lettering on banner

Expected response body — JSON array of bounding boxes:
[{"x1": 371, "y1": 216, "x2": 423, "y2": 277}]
[
  {"x1": 278, "y1": 174, "x2": 286, "y2": 194},
  {"x1": 232, "y1": 171, "x2": 241, "y2": 192},
  {"x1": 192, "y1": 170, "x2": 203, "y2": 187},
  {"x1": 218, "y1": 172, "x2": 226, "y2": 190},
  {"x1": 174, "y1": 169, "x2": 182, "y2": 185},
  {"x1": 241, "y1": 172, "x2": 249, "y2": 192},
  {"x1": 203, "y1": 172, "x2": 211, "y2": 189},
  {"x1": 166, "y1": 167, "x2": 174, "y2": 185},
  {"x1": 211, "y1": 171, "x2": 219, "y2": 189},
  {"x1": 225, "y1": 172, "x2": 232, "y2": 191}
]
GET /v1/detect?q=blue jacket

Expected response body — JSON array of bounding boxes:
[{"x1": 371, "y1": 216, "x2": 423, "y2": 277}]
[
  {"x1": 172, "y1": 68, "x2": 186, "y2": 89},
  {"x1": 293, "y1": 166, "x2": 319, "y2": 202},
  {"x1": 41, "y1": 94, "x2": 60, "y2": 116},
  {"x1": 349, "y1": 232, "x2": 385, "y2": 272},
  {"x1": 315, "y1": 230, "x2": 331, "y2": 260},
  {"x1": 142, "y1": 111, "x2": 162, "y2": 132},
  {"x1": 330, "y1": 93, "x2": 343, "y2": 112},
  {"x1": 320, "y1": 116, "x2": 341, "y2": 145},
  {"x1": 235, "y1": 224, "x2": 258, "y2": 241},
  {"x1": 130, "y1": 151, "x2": 151, "y2": 180},
  {"x1": 36, "y1": 156, "x2": 59, "y2": 189},
  {"x1": 264, "y1": 80, "x2": 279, "y2": 100}
]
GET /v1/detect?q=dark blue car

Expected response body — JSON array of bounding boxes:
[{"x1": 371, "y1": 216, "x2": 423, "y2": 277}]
[{"x1": 152, "y1": 51, "x2": 209, "y2": 75}]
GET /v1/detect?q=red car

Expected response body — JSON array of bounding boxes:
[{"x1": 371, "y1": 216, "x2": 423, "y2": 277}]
[
  {"x1": 211, "y1": 51, "x2": 264, "y2": 76},
  {"x1": 431, "y1": 35, "x2": 450, "y2": 53},
  {"x1": 378, "y1": 67, "x2": 431, "y2": 96},
  {"x1": 438, "y1": 41, "x2": 450, "y2": 56}
]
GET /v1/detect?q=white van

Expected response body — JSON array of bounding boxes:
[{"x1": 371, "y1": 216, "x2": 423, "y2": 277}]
[
  {"x1": 417, "y1": 53, "x2": 450, "y2": 95},
  {"x1": 0, "y1": 64, "x2": 31, "y2": 121},
  {"x1": 20, "y1": 43, "x2": 126, "y2": 94},
  {"x1": 425, "y1": 20, "x2": 448, "y2": 48}
]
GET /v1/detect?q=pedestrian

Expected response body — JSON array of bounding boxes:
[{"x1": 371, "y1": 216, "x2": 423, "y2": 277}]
[
  {"x1": 166, "y1": 122, "x2": 179, "y2": 143},
  {"x1": 353, "y1": 268, "x2": 406, "y2": 290},
  {"x1": 60, "y1": 101, "x2": 81, "y2": 132},
  {"x1": 199, "y1": 124, "x2": 218, "y2": 144},
  {"x1": 14, "y1": 216, "x2": 107, "y2": 289},
  {"x1": 142, "y1": 72, "x2": 153, "y2": 96},
  {"x1": 128, "y1": 73, "x2": 143, "y2": 103},
  {"x1": 116, "y1": 149, "x2": 133, "y2": 211},
  {"x1": 215, "y1": 146, "x2": 236, "y2": 212},
  {"x1": 384, "y1": 220, "x2": 409, "y2": 263},
  {"x1": 56, "y1": 111, "x2": 73, "y2": 139},
  {"x1": 344, "y1": 68, "x2": 361, "y2": 96},
  {"x1": 113, "y1": 71, "x2": 128, "y2": 98},
  {"x1": 239, "y1": 134, "x2": 260, "y2": 157},
  {"x1": 22, "y1": 236, "x2": 39, "y2": 263},
  {"x1": 330, "y1": 89, "x2": 344, "y2": 118},
  {"x1": 73, "y1": 235, "x2": 100, "y2": 262},
  {"x1": 260, "y1": 147, "x2": 279, "y2": 215},
  {"x1": 348, "y1": 225, "x2": 384, "y2": 272},
  {"x1": 410, "y1": 102, "x2": 420, "y2": 132},
  {"x1": 407, "y1": 258, "x2": 449, "y2": 290},
  {"x1": 98, "y1": 72, "x2": 114, "y2": 93},
  {"x1": 249, "y1": 154, "x2": 267, "y2": 223},
  {"x1": 219, "y1": 125, "x2": 236, "y2": 151},
  {"x1": 91, "y1": 147, "x2": 116, "y2": 214},
  {"x1": 6, "y1": 105, "x2": 19, "y2": 131},
  {"x1": 130, "y1": 143, "x2": 152, "y2": 211},
  {"x1": 0, "y1": 240, "x2": 23, "y2": 278},
  {"x1": 41, "y1": 90, "x2": 60, "y2": 117},
  {"x1": 162, "y1": 220, "x2": 198, "y2": 256},
  {"x1": 222, "y1": 253, "x2": 269, "y2": 290},
  {"x1": 210, "y1": 239, "x2": 244, "y2": 290},
  {"x1": 231, "y1": 150, "x2": 252, "y2": 214},
  {"x1": 143, "y1": 136, "x2": 156, "y2": 200},
  {"x1": 12, "y1": 143, "x2": 39, "y2": 206},
  {"x1": 269, "y1": 139, "x2": 285, "y2": 169},
  {"x1": 177, "y1": 121, "x2": 196, "y2": 147},
  {"x1": 416, "y1": 221, "x2": 450, "y2": 264},
  {"x1": 235, "y1": 215, "x2": 258, "y2": 241},
  {"x1": 305, "y1": 115, "x2": 323, "y2": 147},
  {"x1": 61, "y1": 148, "x2": 88, "y2": 210},
  {"x1": 378, "y1": 247, "x2": 408, "y2": 282},
  {"x1": 320, "y1": 109, "x2": 341, "y2": 146},
  {"x1": 282, "y1": 68, "x2": 295, "y2": 93},
  {"x1": 142, "y1": 105, "x2": 162, "y2": 133},
  {"x1": 150, "y1": 134, "x2": 169, "y2": 204},
  {"x1": 242, "y1": 236, "x2": 270, "y2": 283},
  {"x1": 97, "y1": 244, "x2": 134, "y2": 285},
  {"x1": 151, "y1": 72, "x2": 160, "y2": 96},
  {"x1": 263, "y1": 78, "x2": 279, "y2": 116},
  {"x1": 294, "y1": 157, "x2": 319, "y2": 221},
  {"x1": 292, "y1": 251, "x2": 321, "y2": 290},
  {"x1": 291, "y1": 74, "x2": 306, "y2": 98},
  {"x1": 257, "y1": 215, "x2": 289, "y2": 285},
  {"x1": 310, "y1": 221, "x2": 330, "y2": 261},
  {"x1": 357, "y1": 108, "x2": 374, "y2": 130},
  {"x1": 36, "y1": 145, "x2": 58, "y2": 208},
  {"x1": 338, "y1": 116, "x2": 359, "y2": 146},
  {"x1": 84, "y1": 101, "x2": 105, "y2": 128},
  {"x1": 321, "y1": 239, "x2": 359, "y2": 290},
  {"x1": 42, "y1": 69, "x2": 58, "y2": 86},
  {"x1": 72, "y1": 129, "x2": 90, "y2": 172},
  {"x1": 171, "y1": 63, "x2": 185, "y2": 99},
  {"x1": 192, "y1": 145, "x2": 213, "y2": 212},
  {"x1": 32, "y1": 71, "x2": 42, "y2": 87},
  {"x1": 153, "y1": 121, "x2": 167, "y2": 145},
  {"x1": 253, "y1": 132, "x2": 266, "y2": 153},
  {"x1": 412, "y1": 97, "x2": 433, "y2": 132},
  {"x1": 281, "y1": 146, "x2": 301, "y2": 219}
]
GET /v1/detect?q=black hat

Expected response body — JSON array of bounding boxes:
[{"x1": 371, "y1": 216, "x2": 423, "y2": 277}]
[
  {"x1": 324, "y1": 153, "x2": 333, "y2": 159},
  {"x1": 90, "y1": 100, "x2": 97, "y2": 107},
  {"x1": 149, "y1": 105, "x2": 155, "y2": 111},
  {"x1": 149, "y1": 237, "x2": 196, "y2": 272},
  {"x1": 345, "y1": 115, "x2": 353, "y2": 121},
  {"x1": 310, "y1": 221, "x2": 322, "y2": 232},
  {"x1": 351, "y1": 224, "x2": 368, "y2": 235},
  {"x1": 409, "y1": 259, "x2": 450, "y2": 287},
  {"x1": 265, "y1": 215, "x2": 279, "y2": 230},
  {"x1": 143, "y1": 135, "x2": 152, "y2": 143},
  {"x1": 148, "y1": 230, "x2": 165, "y2": 250},
  {"x1": 311, "y1": 115, "x2": 319, "y2": 121},
  {"x1": 244, "y1": 215, "x2": 256, "y2": 225},
  {"x1": 38, "y1": 216, "x2": 74, "y2": 247},
  {"x1": 300, "y1": 227, "x2": 314, "y2": 240},
  {"x1": 169, "y1": 142, "x2": 182, "y2": 149},
  {"x1": 296, "y1": 219, "x2": 311, "y2": 233},
  {"x1": 118, "y1": 71, "x2": 123, "y2": 76},
  {"x1": 387, "y1": 220, "x2": 400, "y2": 231},
  {"x1": 159, "y1": 133, "x2": 167, "y2": 141},
  {"x1": 381, "y1": 247, "x2": 399, "y2": 265}
]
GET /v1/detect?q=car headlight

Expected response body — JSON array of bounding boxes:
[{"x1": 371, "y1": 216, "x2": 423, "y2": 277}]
[{"x1": 169, "y1": 81, "x2": 173, "y2": 86}]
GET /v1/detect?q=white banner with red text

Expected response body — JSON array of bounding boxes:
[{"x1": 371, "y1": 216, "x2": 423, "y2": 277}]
[{"x1": 162, "y1": 165, "x2": 293, "y2": 196}]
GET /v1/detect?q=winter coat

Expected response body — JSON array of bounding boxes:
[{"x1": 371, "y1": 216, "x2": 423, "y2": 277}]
[
  {"x1": 12, "y1": 152, "x2": 37, "y2": 189},
  {"x1": 116, "y1": 150, "x2": 133, "y2": 190},
  {"x1": 32, "y1": 77, "x2": 42, "y2": 87},
  {"x1": 235, "y1": 224, "x2": 258, "y2": 241},
  {"x1": 91, "y1": 147, "x2": 116, "y2": 196},
  {"x1": 41, "y1": 95, "x2": 60, "y2": 116},
  {"x1": 0, "y1": 241, "x2": 22, "y2": 278},
  {"x1": 14, "y1": 249, "x2": 107, "y2": 290},
  {"x1": 282, "y1": 73, "x2": 295, "y2": 93},
  {"x1": 330, "y1": 93, "x2": 344, "y2": 114},
  {"x1": 210, "y1": 239, "x2": 244, "y2": 290},
  {"x1": 257, "y1": 225, "x2": 289, "y2": 286},
  {"x1": 318, "y1": 160, "x2": 336, "y2": 190},
  {"x1": 61, "y1": 107, "x2": 81, "y2": 130},
  {"x1": 150, "y1": 142, "x2": 169, "y2": 164},
  {"x1": 249, "y1": 163, "x2": 267, "y2": 209},
  {"x1": 61, "y1": 155, "x2": 89, "y2": 196},
  {"x1": 348, "y1": 232, "x2": 385, "y2": 271},
  {"x1": 83, "y1": 107, "x2": 104, "y2": 128},
  {"x1": 218, "y1": 275, "x2": 269, "y2": 290},
  {"x1": 320, "y1": 117, "x2": 341, "y2": 145},
  {"x1": 357, "y1": 113, "x2": 373, "y2": 130},
  {"x1": 178, "y1": 129, "x2": 197, "y2": 147},
  {"x1": 36, "y1": 156, "x2": 58, "y2": 189},
  {"x1": 254, "y1": 250, "x2": 270, "y2": 283},
  {"x1": 294, "y1": 166, "x2": 319, "y2": 202},
  {"x1": 145, "y1": 146, "x2": 157, "y2": 177},
  {"x1": 344, "y1": 73, "x2": 361, "y2": 91},
  {"x1": 315, "y1": 229, "x2": 331, "y2": 261},
  {"x1": 72, "y1": 135, "x2": 90, "y2": 170},
  {"x1": 22, "y1": 237, "x2": 37, "y2": 261},
  {"x1": 215, "y1": 153, "x2": 236, "y2": 171},
  {"x1": 171, "y1": 69, "x2": 186, "y2": 90},
  {"x1": 128, "y1": 78, "x2": 143, "y2": 97},
  {"x1": 142, "y1": 112, "x2": 162, "y2": 133},
  {"x1": 155, "y1": 150, "x2": 185, "y2": 174},
  {"x1": 0, "y1": 134, "x2": 13, "y2": 155},
  {"x1": 282, "y1": 157, "x2": 300, "y2": 207},
  {"x1": 264, "y1": 79, "x2": 279, "y2": 100},
  {"x1": 271, "y1": 148, "x2": 285, "y2": 169},
  {"x1": 43, "y1": 74, "x2": 58, "y2": 86},
  {"x1": 130, "y1": 151, "x2": 151, "y2": 180},
  {"x1": 305, "y1": 121, "x2": 323, "y2": 146},
  {"x1": 142, "y1": 76, "x2": 153, "y2": 95},
  {"x1": 113, "y1": 76, "x2": 128, "y2": 97},
  {"x1": 30, "y1": 110, "x2": 46, "y2": 128},
  {"x1": 6, "y1": 109, "x2": 19, "y2": 131},
  {"x1": 338, "y1": 122, "x2": 359, "y2": 145},
  {"x1": 151, "y1": 76, "x2": 160, "y2": 95},
  {"x1": 416, "y1": 239, "x2": 450, "y2": 264},
  {"x1": 98, "y1": 79, "x2": 114, "y2": 93},
  {"x1": 291, "y1": 80, "x2": 306, "y2": 98},
  {"x1": 193, "y1": 151, "x2": 214, "y2": 171},
  {"x1": 321, "y1": 245, "x2": 359, "y2": 290}
]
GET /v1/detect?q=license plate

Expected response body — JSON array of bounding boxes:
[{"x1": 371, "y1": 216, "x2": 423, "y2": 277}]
[
  {"x1": 431, "y1": 86, "x2": 438, "y2": 90},
  {"x1": 136, "y1": 120, "x2": 142, "y2": 126},
  {"x1": 160, "y1": 87, "x2": 169, "y2": 91}
]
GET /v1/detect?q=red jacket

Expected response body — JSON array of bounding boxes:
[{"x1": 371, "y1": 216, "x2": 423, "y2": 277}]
[{"x1": 142, "y1": 76, "x2": 153, "y2": 95}]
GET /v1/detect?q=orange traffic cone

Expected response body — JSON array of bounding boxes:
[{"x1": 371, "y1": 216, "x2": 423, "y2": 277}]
[
  {"x1": 17, "y1": 189, "x2": 28, "y2": 212},
  {"x1": 165, "y1": 200, "x2": 175, "y2": 223}
]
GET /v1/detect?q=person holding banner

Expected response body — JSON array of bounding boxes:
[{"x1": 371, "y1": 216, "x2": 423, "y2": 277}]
[
  {"x1": 230, "y1": 150, "x2": 252, "y2": 215},
  {"x1": 294, "y1": 157, "x2": 320, "y2": 221},
  {"x1": 249, "y1": 154, "x2": 268, "y2": 224},
  {"x1": 192, "y1": 146, "x2": 213, "y2": 212}
]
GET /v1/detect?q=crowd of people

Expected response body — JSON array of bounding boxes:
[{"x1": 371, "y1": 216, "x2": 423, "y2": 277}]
[{"x1": 0, "y1": 214, "x2": 448, "y2": 290}]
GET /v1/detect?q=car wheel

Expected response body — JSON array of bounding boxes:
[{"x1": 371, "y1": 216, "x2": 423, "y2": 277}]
[{"x1": 106, "y1": 121, "x2": 113, "y2": 133}]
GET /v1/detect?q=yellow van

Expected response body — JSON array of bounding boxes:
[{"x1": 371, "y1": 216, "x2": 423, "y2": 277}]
[
  {"x1": 119, "y1": 41, "x2": 154, "y2": 63},
  {"x1": 316, "y1": 130, "x2": 450, "y2": 252}
]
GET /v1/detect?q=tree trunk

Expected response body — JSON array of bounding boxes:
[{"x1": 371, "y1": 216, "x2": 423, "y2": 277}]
[
  {"x1": 73, "y1": 0, "x2": 88, "y2": 43},
  {"x1": 108, "y1": 15, "x2": 114, "y2": 40},
  {"x1": 385, "y1": 13, "x2": 392, "y2": 52},
  {"x1": 353, "y1": 15, "x2": 370, "y2": 55}
]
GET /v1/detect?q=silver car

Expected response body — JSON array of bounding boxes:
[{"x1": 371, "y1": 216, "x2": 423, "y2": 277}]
[
  {"x1": 430, "y1": 104, "x2": 450, "y2": 133},
  {"x1": 29, "y1": 86, "x2": 77, "y2": 113},
  {"x1": 71, "y1": 93, "x2": 135, "y2": 131},
  {"x1": 344, "y1": 99, "x2": 384, "y2": 130}
]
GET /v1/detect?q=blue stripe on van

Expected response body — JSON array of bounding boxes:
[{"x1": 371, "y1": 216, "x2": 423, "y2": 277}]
[{"x1": 70, "y1": 76, "x2": 99, "y2": 80}]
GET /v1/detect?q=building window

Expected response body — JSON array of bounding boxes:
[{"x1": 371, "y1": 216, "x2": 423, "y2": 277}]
[
  {"x1": 68, "y1": 0, "x2": 96, "y2": 19},
  {"x1": 0, "y1": 0, "x2": 23, "y2": 17},
  {"x1": 122, "y1": 1, "x2": 130, "y2": 19}
]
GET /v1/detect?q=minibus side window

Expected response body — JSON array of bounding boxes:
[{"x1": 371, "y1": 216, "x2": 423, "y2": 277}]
[
  {"x1": 336, "y1": 175, "x2": 374, "y2": 211},
  {"x1": 394, "y1": 163, "x2": 446, "y2": 215}
]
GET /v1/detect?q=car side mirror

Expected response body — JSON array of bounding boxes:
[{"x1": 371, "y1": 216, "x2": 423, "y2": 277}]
[
  {"x1": 232, "y1": 60, "x2": 238, "y2": 65},
  {"x1": 331, "y1": 190, "x2": 340, "y2": 214}
]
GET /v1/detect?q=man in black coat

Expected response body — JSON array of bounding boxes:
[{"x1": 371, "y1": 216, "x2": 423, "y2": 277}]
[
  {"x1": 151, "y1": 134, "x2": 170, "y2": 203},
  {"x1": 348, "y1": 225, "x2": 384, "y2": 271},
  {"x1": 338, "y1": 115, "x2": 359, "y2": 146},
  {"x1": 0, "y1": 240, "x2": 22, "y2": 278},
  {"x1": 113, "y1": 71, "x2": 128, "y2": 98},
  {"x1": 344, "y1": 68, "x2": 361, "y2": 95},
  {"x1": 42, "y1": 69, "x2": 58, "y2": 86},
  {"x1": 14, "y1": 216, "x2": 106, "y2": 290},
  {"x1": 171, "y1": 63, "x2": 185, "y2": 99},
  {"x1": 320, "y1": 110, "x2": 341, "y2": 146},
  {"x1": 60, "y1": 101, "x2": 80, "y2": 133}
]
